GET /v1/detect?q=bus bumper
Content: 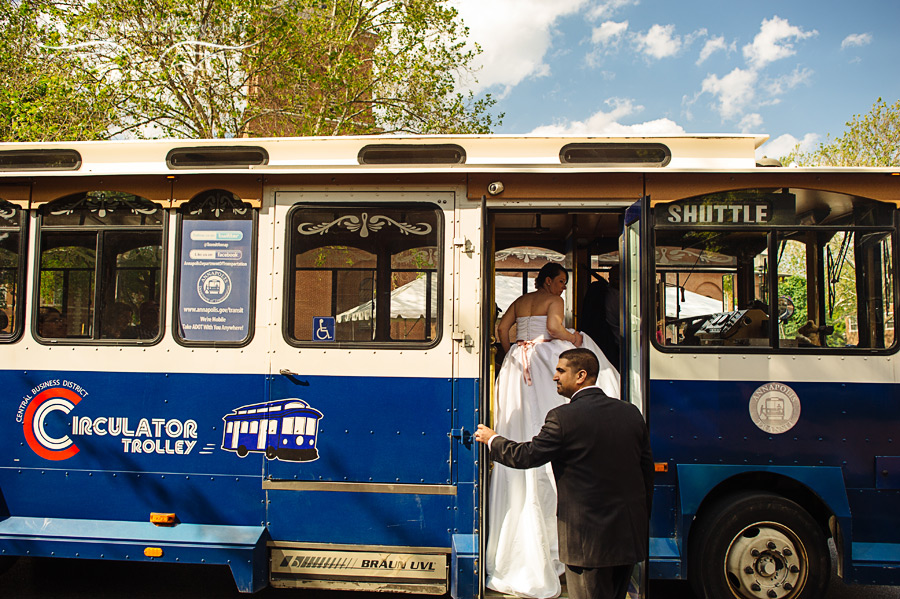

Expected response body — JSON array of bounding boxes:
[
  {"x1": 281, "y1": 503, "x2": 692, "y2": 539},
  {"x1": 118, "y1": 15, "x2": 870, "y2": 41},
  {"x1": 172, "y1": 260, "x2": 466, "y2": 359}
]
[{"x1": 0, "y1": 517, "x2": 268, "y2": 593}]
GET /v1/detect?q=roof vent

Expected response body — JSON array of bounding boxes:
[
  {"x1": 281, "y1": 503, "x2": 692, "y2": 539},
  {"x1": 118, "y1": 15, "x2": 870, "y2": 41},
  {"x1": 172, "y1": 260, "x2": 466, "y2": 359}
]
[
  {"x1": 756, "y1": 156, "x2": 783, "y2": 167},
  {"x1": 560, "y1": 143, "x2": 671, "y2": 167},
  {"x1": 358, "y1": 144, "x2": 466, "y2": 165},
  {"x1": 0, "y1": 149, "x2": 81, "y2": 171},
  {"x1": 166, "y1": 146, "x2": 269, "y2": 169}
]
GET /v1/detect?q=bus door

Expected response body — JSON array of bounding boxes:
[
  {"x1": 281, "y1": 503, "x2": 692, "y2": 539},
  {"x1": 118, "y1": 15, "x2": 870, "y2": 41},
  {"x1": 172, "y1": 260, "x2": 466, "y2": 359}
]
[
  {"x1": 622, "y1": 197, "x2": 650, "y2": 599},
  {"x1": 262, "y1": 190, "x2": 461, "y2": 592}
]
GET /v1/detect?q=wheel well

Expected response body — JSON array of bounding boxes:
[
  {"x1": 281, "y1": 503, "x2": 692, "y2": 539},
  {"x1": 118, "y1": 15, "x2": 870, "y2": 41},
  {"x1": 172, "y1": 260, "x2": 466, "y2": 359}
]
[{"x1": 690, "y1": 471, "x2": 836, "y2": 542}]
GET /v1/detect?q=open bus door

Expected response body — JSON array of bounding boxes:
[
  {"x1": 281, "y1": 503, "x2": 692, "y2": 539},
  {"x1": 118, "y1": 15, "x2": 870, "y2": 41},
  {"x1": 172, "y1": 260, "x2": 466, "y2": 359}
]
[{"x1": 622, "y1": 196, "x2": 650, "y2": 599}]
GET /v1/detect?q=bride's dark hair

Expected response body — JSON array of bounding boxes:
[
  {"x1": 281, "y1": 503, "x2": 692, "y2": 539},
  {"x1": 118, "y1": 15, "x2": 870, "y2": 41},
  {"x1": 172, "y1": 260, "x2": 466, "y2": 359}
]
[{"x1": 534, "y1": 263, "x2": 568, "y2": 290}]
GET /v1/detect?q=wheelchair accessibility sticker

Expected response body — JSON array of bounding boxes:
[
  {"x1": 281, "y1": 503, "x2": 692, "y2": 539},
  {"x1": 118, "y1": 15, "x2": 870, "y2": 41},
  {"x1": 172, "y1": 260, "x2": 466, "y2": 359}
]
[{"x1": 313, "y1": 317, "x2": 335, "y2": 341}]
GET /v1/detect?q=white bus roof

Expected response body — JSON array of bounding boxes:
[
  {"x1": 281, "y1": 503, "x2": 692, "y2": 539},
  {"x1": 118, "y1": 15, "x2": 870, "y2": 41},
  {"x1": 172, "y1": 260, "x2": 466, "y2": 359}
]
[{"x1": 0, "y1": 134, "x2": 777, "y2": 175}]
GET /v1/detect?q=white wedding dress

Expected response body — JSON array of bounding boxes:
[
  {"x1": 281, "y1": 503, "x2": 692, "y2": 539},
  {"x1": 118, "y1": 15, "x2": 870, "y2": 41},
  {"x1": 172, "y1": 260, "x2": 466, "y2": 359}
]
[{"x1": 486, "y1": 315, "x2": 620, "y2": 598}]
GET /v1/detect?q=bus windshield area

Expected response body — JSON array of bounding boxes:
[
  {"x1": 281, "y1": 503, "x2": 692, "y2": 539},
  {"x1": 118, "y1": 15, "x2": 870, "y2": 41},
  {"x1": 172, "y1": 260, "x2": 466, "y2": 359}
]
[{"x1": 655, "y1": 189, "x2": 896, "y2": 351}]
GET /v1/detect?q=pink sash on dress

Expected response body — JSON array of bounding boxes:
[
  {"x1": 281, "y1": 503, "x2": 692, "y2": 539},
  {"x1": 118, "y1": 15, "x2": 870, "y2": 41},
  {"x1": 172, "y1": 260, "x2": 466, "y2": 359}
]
[{"x1": 516, "y1": 337, "x2": 549, "y2": 386}]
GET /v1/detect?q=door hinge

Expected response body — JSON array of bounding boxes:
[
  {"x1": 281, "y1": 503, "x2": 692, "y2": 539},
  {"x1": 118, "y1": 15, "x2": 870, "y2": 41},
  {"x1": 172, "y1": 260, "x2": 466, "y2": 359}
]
[
  {"x1": 450, "y1": 428, "x2": 472, "y2": 446},
  {"x1": 453, "y1": 237, "x2": 474, "y2": 256},
  {"x1": 451, "y1": 331, "x2": 474, "y2": 348}
]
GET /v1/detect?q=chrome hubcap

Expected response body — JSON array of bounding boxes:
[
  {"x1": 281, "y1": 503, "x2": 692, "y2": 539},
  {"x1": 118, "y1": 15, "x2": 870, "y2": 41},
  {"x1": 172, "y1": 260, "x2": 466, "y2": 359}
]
[{"x1": 724, "y1": 522, "x2": 806, "y2": 599}]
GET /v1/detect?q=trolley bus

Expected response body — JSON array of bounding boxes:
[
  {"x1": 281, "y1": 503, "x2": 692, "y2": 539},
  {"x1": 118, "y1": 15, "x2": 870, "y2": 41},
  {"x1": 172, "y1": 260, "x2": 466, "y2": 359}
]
[{"x1": 0, "y1": 135, "x2": 899, "y2": 599}]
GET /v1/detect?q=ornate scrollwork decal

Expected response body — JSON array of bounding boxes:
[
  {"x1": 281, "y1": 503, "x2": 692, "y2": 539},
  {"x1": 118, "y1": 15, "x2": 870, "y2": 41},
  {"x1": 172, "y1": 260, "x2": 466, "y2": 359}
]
[
  {"x1": 298, "y1": 212, "x2": 432, "y2": 238},
  {"x1": 49, "y1": 191, "x2": 159, "y2": 218},
  {"x1": 656, "y1": 247, "x2": 734, "y2": 266},
  {"x1": 495, "y1": 247, "x2": 565, "y2": 264},
  {"x1": 0, "y1": 205, "x2": 16, "y2": 222},
  {"x1": 188, "y1": 190, "x2": 249, "y2": 218}
]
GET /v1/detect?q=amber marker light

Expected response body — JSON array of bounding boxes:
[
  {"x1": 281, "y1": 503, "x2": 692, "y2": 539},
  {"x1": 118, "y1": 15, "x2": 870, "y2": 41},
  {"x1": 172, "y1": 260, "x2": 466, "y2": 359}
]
[
  {"x1": 654, "y1": 462, "x2": 669, "y2": 473},
  {"x1": 144, "y1": 547, "x2": 164, "y2": 558},
  {"x1": 150, "y1": 512, "x2": 176, "y2": 526}
]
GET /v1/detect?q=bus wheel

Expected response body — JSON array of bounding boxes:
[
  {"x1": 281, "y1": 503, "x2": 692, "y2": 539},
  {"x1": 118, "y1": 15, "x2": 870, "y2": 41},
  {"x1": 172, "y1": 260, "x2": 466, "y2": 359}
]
[
  {"x1": 236, "y1": 445, "x2": 248, "y2": 457},
  {"x1": 266, "y1": 446, "x2": 276, "y2": 459},
  {"x1": 689, "y1": 492, "x2": 830, "y2": 599}
]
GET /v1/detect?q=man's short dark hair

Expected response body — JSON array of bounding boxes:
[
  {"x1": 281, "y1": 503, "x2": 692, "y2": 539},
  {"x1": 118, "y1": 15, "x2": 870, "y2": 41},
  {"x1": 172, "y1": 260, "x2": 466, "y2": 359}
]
[{"x1": 559, "y1": 348, "x2": 600, "y2": 382}]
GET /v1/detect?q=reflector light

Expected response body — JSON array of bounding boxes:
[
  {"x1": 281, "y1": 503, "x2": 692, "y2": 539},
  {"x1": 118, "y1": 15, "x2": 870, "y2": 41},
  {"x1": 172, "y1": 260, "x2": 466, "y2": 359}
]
[
  {"x1": 144, "y1": 547, "x2": 164, "y2": 558},
  {"x1": 654, "y1": 462, "x2": 669, "y2": 473},
  {"x1": 150, "y1": 512, "x2": 176, "y2": 525}
]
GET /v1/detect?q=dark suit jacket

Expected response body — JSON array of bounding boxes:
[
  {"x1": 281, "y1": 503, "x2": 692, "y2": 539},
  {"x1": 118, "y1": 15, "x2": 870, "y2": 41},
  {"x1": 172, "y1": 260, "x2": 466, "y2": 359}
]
[{"x1": 490, "y1": 387, "x2": 653, "y2": 568}]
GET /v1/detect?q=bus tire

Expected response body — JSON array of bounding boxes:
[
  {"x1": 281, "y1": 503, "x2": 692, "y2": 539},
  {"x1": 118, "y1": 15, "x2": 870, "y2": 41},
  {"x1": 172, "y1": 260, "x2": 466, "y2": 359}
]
[
  {"x1": 688, "y1": 492, "x2": 830, "y2": 599},
  {"x1": 236, "y1": 445, "x2": 248, "y2": 457},
  {"x1": 265, "y1": 446, "x2": 276, "y2": 459}
]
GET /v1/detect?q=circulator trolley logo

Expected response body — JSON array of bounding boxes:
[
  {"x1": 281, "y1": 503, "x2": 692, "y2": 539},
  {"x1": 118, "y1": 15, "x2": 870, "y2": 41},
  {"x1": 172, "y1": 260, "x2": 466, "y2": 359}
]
[
  {"x1": 749, "y1": 382, "x2": 801, "y2": 434},
  {"x1": 17, "y1": 380, "x2": 200, "y2": 461},
  {"x1": 18, "y1": 384, "x2": 85, "y2": 461}
]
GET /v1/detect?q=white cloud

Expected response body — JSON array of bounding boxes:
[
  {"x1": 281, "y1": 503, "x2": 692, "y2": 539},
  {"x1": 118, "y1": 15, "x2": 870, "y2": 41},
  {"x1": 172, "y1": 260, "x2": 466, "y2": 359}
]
[
  {"x1": 738, "y1": 113, "x2": 763, "y2": 132},
  {"x1": 757, "y1": 133, "x2": 820, "y2": 162},
  {"x1": 529, "y1": 97, "x2": 686, "y2": 135},
  {"x1": 451, "y1": 0, "x2": 588, "y2": 96},
  {"x1": 586, "y1": 0, "x2": 639, "y2": 21},
  {"x1": 841, "y1": 33, "x2": 872, "y2": 49},
  {"x1": 696, "y1": 35, "x2": 734, "y2": 65},
  {"x1": 592, "y1": 20, "x2": 629, "y2": 46},
  {"x1": 766, "y1": 66, "x2": 813, "y2": 96},
  {"x1": 700, "y1": 67, "x2": 758, "y2": 120},
  {"x1": 695, "y1": 17, "x2": 817, "y2": 127},
  {"x1": 634, "y1": 23, "x2": 682, "y2": 59},
  {"x1": 742, "y1": 16, "x2": 817, "y2": 70}
]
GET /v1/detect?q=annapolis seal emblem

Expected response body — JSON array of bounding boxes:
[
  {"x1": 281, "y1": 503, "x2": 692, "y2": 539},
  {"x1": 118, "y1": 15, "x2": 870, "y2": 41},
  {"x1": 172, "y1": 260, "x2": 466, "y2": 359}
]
[{"x1": 749, "y1": 382, "x2": 801, "y2": 434}]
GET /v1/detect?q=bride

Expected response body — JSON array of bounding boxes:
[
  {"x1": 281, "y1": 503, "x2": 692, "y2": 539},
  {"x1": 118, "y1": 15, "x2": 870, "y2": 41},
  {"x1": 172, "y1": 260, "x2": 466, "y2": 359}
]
[{"x1": 487, "y1": 263, "x2": 620, "y2": 598}]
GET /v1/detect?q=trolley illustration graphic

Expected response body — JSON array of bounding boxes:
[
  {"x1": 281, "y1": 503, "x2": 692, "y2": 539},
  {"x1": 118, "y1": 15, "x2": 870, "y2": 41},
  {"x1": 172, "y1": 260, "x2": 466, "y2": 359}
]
[{"x1": 221, "y1": 398, "x2": 323, "y2": 462}]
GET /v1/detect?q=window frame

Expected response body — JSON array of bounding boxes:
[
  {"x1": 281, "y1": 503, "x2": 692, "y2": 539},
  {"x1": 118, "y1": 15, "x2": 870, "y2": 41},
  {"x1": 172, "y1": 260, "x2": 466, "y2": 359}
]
[
  {"x1": 0, "y1": 200, "x2": 27, "y2": 343},
  {"x1": 651, "y1": 197, "x2": 899, "y2": 356},
  {"x1": 283, "y1": 201, "x2": 445, "y2": 350},
  {"x1": 172, "y1": 191, "x2": 258, "y2": 348},
  {"x1": 32, "y1": 193, "x2": 168, "y2": 345}
]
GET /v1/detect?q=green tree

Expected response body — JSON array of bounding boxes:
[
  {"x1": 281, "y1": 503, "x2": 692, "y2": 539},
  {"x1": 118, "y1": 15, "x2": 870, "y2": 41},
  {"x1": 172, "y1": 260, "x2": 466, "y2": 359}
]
[
  {"x1": 35, "y1": 0, "x2": 499, "y2": 138},
  {"x1": 784, "y1": 97, "x2": 900, "y2": 167},
  {"x1": 0, "y1": 1, "x2": 117, "y2": 141}
]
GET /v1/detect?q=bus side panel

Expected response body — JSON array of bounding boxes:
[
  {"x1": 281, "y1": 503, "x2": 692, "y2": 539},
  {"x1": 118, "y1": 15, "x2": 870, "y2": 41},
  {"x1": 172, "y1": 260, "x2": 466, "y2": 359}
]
[
  {"x1": 265, "y1": 375, "x2": 453, "y2": 485},
  {"x1": 1, "y1": 370, "x2": 265, "y2": 525},
  {"x1": 647, "y1": 378, "x2": 900, "y2": 574},
  {"x1": 266, "y1": 491, "x2": 454, "y2": 547}
]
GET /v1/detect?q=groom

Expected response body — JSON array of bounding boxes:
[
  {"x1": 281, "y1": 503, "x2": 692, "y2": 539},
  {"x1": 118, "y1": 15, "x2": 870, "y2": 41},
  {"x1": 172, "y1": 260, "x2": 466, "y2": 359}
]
[{"x1": 474, "y1": 348, "x2": 653, "y2": 599}]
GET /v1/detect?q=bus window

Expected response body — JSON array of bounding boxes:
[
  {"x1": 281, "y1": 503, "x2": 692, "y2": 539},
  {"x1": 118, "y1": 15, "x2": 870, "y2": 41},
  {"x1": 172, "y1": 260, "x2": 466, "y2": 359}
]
[
  {"x1": 36, "y1": 192, "x2": 164, "y2": 342},
  {"x1": 655, "y1": 189, "x2": 897, "y2": 352},
  {"x1": 176, "y1": 189, "x2": 256, "y2": 345},
  {"x1": 778, "y1": 229, "x2": 895, "y2": 349},
  {"x1": 287, "y1": 204, "x2": 441, "y2": 345},
  {"x1": 0, "y1": 200, "x2": 24, "y2": 340},
  {"x1": 655, "y1": 228, "x2": 770, "y2": 348}
]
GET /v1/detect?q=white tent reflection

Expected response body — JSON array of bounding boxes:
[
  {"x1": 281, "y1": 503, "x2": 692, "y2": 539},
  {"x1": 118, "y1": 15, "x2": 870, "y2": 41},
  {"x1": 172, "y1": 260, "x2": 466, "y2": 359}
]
[
  {"x1": 336, "y1": 276, "x2": 438, "y2": 322},
  {"x1": 665, "y1": 287, "x2": 724, "y2": 318},
  {"x1": 336, "y1": 277, "x2": 724, "y2": 324}
]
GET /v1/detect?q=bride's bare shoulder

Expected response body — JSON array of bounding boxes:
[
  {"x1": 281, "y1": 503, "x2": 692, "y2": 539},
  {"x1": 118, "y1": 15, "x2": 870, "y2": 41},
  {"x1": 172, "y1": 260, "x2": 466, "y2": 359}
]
[
  {"x1": 530, "y1": 293, "x2": 562, "y2": 316},
  {"x1": 512, "y1": 291, "x2": 541, "y2": 315}
]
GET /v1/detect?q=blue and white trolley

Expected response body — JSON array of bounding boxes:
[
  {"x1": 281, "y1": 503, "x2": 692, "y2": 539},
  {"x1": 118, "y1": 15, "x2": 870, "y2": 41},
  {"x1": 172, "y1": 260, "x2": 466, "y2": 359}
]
[{"x1": 0, "y1": 135, "x2": 899, "y2": 599}]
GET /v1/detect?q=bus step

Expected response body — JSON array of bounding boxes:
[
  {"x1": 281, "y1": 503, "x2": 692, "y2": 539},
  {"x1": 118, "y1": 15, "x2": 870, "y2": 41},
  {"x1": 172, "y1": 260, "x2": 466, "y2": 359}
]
[
  {"x1": 0, "y1": 516, "x2": 268, "y2": 592},
  {"x1": 849, "y1": 542, "x2": 900, "y2": 586}
]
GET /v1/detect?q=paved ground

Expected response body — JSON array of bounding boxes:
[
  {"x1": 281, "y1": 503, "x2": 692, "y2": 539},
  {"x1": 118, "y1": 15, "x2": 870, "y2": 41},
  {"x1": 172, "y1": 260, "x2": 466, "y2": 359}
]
[{"x1": 1, "y1": 554, "x2": 899, "y2": 598}]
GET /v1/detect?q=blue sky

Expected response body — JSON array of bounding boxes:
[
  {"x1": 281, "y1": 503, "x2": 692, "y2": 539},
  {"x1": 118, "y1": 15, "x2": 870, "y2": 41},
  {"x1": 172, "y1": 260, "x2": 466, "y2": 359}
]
[{"x1": 451, "y1": 0, "x2": 900, "y2": 159}]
